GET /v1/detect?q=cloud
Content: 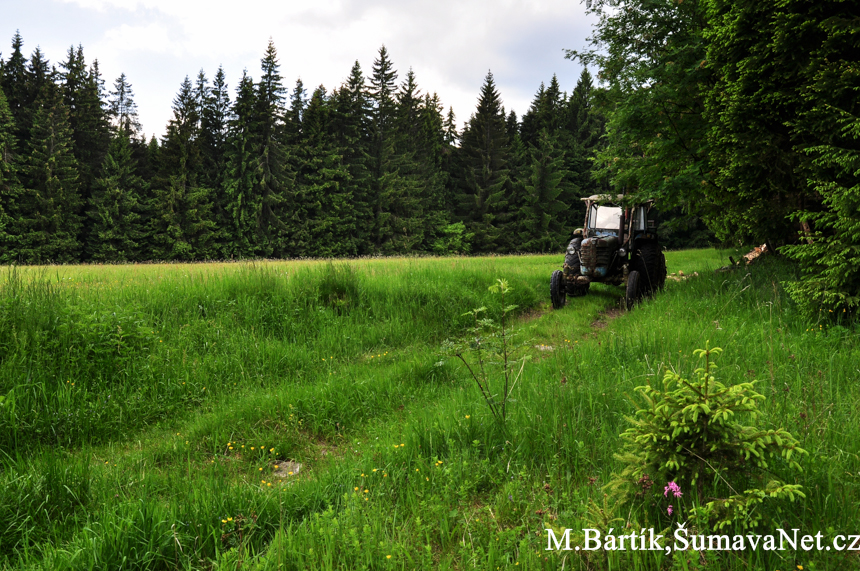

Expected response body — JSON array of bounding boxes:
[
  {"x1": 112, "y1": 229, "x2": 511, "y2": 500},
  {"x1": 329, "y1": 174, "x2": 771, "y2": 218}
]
[
  {"x1": 101, "y1": 22, "x2": 178, "y2": 54},
  {"x1": 38, "y1": 0, "x2": 597, "y2": 135}
]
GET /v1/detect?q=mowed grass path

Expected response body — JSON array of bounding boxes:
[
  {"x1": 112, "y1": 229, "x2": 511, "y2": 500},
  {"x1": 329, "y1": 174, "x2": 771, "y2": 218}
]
[{"x1": 2, "y1": 250, "x2": 858, "y2": 570}]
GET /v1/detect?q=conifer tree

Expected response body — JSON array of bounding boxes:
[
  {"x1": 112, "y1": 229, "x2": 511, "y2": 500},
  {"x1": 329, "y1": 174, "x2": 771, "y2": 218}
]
[
  {"x1": 199, "y1": 65, "x2": 232, "y2": 255},
  {"x1": 443, "y1": 107, "x2": 458, "y2": 146},
  {"x1": 520, "y1": 130, "x2": 572, "y2": 251},
  {"x1": 284, "y1": 78, "x2": 306, "y2": 143},
  {"x1": 291, "y1": 86, "x2": 354, "y2": 257},
  {"x1": 1, "y1": 32, "x2": 27, "y2": 141},
  {"x1": 223, "y1": 70, "x2": 260, "y2": 258},
  {"x1": 414, "y1": 91, "x2": 451, "y2": 249},
  {"x1": 455, "y1": 71, "x2": 511, "y2": 253},
  {"x1": 331, "y1": 61, "x2": 373, "y2": 254},
  {"x1": 87, "y1": 133, "x2": 146, "y2": 261},
  {"x1": 60, "y1": 45, "x2": 111, "y2": 255},
  {"x1": 108, "y1": 73, "x2": 141, "y2": 137},
  {"x1": 149, "y1": 76, "x2": 215, "y2": 260},
  {"x1": 252, "y1": 40, "x2": 292, "y2": 257},
  {"x1": 0, "y1": 85, "x2": 22, "y2": 257},
  {"x1": 13, "y1": 84, "x2": 83, "y2": 263},
  {"x1": 564, "y1": 68, "x2": 602, "y2": 201},
  {"x1": 367, "y1": 46, "x2": 424, "y2": 253}
]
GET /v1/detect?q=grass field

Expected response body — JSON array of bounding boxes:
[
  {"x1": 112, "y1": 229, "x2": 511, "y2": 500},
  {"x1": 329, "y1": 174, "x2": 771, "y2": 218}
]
[{"x1": 1, "y1": 250, "x2": 858, "y2": 570}]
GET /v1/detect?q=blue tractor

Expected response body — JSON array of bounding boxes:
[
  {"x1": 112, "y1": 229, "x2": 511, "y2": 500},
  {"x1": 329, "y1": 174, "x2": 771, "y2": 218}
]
[{"x1": 551, "y1": 194, "x2": 666, "y2": 310}]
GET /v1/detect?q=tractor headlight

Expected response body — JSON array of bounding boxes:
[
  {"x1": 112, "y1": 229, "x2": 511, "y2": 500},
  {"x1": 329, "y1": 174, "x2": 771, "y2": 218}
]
[{"x1": 618, "y1": 247, "x2": 626, "y2": 257}]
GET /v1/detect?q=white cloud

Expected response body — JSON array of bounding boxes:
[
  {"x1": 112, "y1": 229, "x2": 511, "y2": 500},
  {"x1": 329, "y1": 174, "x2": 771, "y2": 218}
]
[
  {"x1": 43, "y1": 0, "x2": 596, "y2": 135},
  {"x1": 101, "y1": 23, "x2": 178, "y2": 54}
]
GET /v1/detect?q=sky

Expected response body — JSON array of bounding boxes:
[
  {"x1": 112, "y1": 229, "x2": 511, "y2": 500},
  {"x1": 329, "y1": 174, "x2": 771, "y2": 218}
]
[{"x1": 2, "y1": 0, "x2": 598, "y2": 139}]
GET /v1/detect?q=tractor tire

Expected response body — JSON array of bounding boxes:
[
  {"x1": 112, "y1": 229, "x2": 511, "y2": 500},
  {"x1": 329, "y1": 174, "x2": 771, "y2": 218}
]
[
  {"x1": 564, "y1": 251, "x2": 590, "y2": 297},
  {"x1": 632, "y1": 242, "x2": 667, "y2": 296},
  {"x1": 626, "y1": 270, "x2": 641, "y2": 310},
  {"x1": 551, "y1": 270, "x2": 566, "y2": 310}
]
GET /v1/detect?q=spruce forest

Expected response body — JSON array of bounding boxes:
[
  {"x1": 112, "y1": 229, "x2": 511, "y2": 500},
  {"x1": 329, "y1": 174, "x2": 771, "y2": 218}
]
[{"x1": 0, "y1": 34, "x2": 610, "y2": 264}]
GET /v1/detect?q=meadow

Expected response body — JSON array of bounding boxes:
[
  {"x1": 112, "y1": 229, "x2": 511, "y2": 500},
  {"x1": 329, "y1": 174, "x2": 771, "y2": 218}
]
[{"x1": 1, "y1": 250, "x2": 858, "y2": 570}]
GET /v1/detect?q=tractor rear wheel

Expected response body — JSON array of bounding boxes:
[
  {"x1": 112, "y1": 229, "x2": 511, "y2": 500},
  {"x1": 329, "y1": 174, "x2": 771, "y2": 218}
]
[
  {"x1": 551, "y1": 270, "x2": 566, "y2": 310},
  {"x1": 632, "y1": 242, "x2": 667, "y2": 296},
  {"x1": 626, "y1": 270, "x2": 641, "y2": 310}
]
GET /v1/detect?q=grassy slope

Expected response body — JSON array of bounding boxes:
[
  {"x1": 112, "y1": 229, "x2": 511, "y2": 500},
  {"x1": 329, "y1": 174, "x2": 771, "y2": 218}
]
[{"x1": 1, "y1": 250, "x2": 858, "y2": 570}]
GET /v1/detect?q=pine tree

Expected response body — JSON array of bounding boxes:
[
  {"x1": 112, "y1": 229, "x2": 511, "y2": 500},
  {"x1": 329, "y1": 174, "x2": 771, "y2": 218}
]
[
  {"x1": 223, "y1": 70, "x2": 260, "y2": 258},
  {"x1": 455, "y1": 71, "x2": 511, "y2": 253},
  {"x1": 284, "y1": 78, "x2": 306, "y2": 143},
  {"x1": 414, "y1": 91, "x2": 451, "y2": 250},
  {"x1": 108, "y1": 73, "x2": 141, "y2": 137},
  {"x1": 0, "y1": 84, "x2": 22, "y2": 257},
  {"x1": 252, "y1": 40, "x2": 292, "y2": 257},
  {"x1": 367, "y1": 46, "x2": 425, "y2": 253},
  {"x1": 1, "y1": 32, "x2": 28, "y2": 142},
  {"x1": 199, "y1": 65, "x2": 232, "y2": 255},
  {"x1": 23, "y1": 47, "x2": 52, "y2": 135},
  {"x1": 330, "y1": 61, "x2": 373, "y2": 254},
  {"x1": 87, "y1": 133, "x2": 146, "y2": 261},
  {"x1": 292, "y1": 86, "x2": 354, "y2": 257},
  {"x1": 519, "y1": 130, "x2": 572, "y2": 251},
  {"x1": 13, "y1": 84, "x2": 83, "y2": 263},
  {"x1": 60, "y1": 46, "x2": 111, "y2": 257},
  {"x1": 564, "y1": 69, "x2": 601, "y2": 197},
  {"x1": 149, "y1": 76, "x2": 215, "y2": 260},
  {"x1": 443, "y1": 107, "x2": 459, "y2": 146}
]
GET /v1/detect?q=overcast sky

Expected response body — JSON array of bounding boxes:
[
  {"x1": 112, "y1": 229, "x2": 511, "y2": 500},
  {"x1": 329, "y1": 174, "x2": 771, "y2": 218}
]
[{"x1": 3, "y1": 0, "x2": 597, "y2": 139}]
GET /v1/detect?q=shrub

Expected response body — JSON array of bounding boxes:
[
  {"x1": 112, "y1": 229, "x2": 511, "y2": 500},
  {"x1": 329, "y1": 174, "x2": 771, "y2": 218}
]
[{"x1": 609, "y1": 344, "x2": 807, "y2": 530}]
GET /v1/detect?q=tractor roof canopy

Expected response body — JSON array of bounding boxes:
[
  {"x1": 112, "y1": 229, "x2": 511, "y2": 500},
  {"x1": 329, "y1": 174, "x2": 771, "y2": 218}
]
[{"x1": 580, "y1": 194, "x2": 655, "y2": 207}]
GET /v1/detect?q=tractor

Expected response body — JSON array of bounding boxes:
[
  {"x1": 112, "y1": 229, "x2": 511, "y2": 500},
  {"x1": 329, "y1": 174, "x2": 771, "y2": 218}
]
[{"x1": 550, "y1": 194, "x2": 666, "y2": 310}]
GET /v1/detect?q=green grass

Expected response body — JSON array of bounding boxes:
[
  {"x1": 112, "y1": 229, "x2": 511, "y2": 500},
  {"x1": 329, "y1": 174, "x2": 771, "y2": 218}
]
[{"x1": 1, "y1": 249, "x2": 858, "y2": 570}]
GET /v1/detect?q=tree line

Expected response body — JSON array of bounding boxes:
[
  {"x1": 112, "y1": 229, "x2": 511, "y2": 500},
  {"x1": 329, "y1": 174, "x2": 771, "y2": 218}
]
[
  {"x1": 0, "y1": 33, "x2": 608, "y2": 264},
  {"x1": 575, "y1": 0, "x2": 859, "y2": 316}
]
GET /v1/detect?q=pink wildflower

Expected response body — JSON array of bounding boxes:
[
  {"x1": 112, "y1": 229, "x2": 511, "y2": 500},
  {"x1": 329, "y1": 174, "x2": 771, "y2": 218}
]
[
  {"x1": 667, "y1": 504, "x2": 673, "y2": 516},
  {"x1": 664, "y1": 481, "x2": 682, "y2": 498}
]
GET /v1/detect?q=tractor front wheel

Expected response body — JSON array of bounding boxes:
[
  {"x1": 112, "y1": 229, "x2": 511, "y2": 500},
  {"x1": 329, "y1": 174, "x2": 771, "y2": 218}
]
[
  {"x1": 626, "y1": 270, "x2": 641, "y2": 310},
  {"x1": 551, "y1": 270, "x2": 566, "y2": 310},
  {"x1": 564, "y1": 251, "x2": 590, "y2": 297}
]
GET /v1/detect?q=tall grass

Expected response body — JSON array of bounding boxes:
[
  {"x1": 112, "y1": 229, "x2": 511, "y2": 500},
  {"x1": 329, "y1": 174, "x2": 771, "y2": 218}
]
[{"x1": 3, "y1": 250, "x2": 858, "y2": 570}]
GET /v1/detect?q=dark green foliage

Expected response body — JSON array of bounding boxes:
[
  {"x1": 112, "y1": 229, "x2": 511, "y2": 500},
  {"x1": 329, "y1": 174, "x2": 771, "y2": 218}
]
[
  {"x1": 563, "y1": 69, "x2": 604, "y2": 207},
  {"x1": 783, "y1": 111, "x2": 860, "y2": 316},
  {"x1": 519, "y1": 130, "x2": 572, "y2": 252},
  {"x1": 149, "y1": 76, "x2": 215, "y2": 260},
  {"x1": 108, "y1": 73, "x2": 140, "y2": 137},
  {"x1": 60, "y1": 46, "x2": 110, "y2": 192},
  {"x1": 455, "y1": 71, "x2": 511, "y2": 253},
  {"x1": 330, "y1": 61, "x2": 373, "y2": 255},
  {"x1": 252, "y1": 41, "x2": 292, "y2": 258},
  {"x1": 86, "y1": 133, "x2": 146, "y2": 261},
  {"x1": 223, "y1": 71, "x2": 260, "y2": 259},
  {"x1": 199, "y1": 66, "x2": 232, "y2": 257},
  {"x1": 289, "y1": 86, "x2": 355, "y2": 257},
  {"x1": 1, "y1": 31, "x2": 28, "y2": 141},
  {"x1": 60, "y1": 46, "x2": 111, "y2": 256},
  {"x1": 0, "y1": 85, "x2": 21, "y2": 253},
  {"x1": 571, "y1": 0, "x2": 714, "y2": 237},
  {"x1": 367, "y1": 46, "x2": 427, "y2": 254},
  {"x1": 12, "y1": 84, "x2": 83, "y2": 263},
  {"x1": 706, "y1": 0, "x2": 860, "y2": 313}
]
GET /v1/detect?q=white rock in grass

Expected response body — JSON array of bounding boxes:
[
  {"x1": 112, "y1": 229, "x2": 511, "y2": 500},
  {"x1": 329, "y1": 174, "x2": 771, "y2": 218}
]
[{"x1": 272, "y1": 460, "x2": 302, "y2": 478}]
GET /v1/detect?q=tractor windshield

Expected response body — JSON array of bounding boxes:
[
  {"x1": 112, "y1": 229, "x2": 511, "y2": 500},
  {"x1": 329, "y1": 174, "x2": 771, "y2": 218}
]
[{"x1": 588, "y1": 205, "x2": 622, "y2": 234}]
